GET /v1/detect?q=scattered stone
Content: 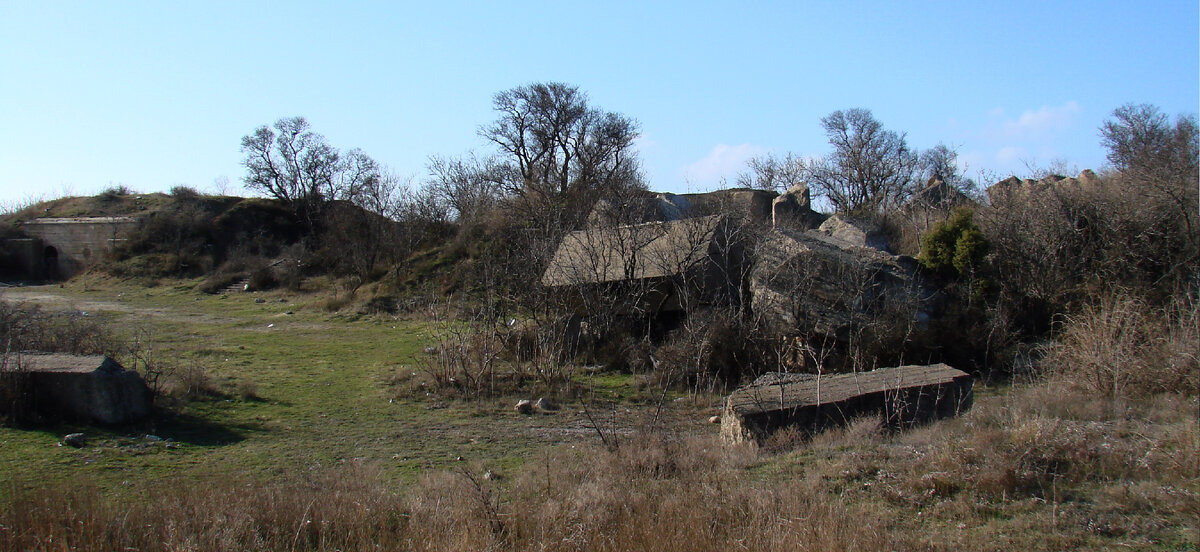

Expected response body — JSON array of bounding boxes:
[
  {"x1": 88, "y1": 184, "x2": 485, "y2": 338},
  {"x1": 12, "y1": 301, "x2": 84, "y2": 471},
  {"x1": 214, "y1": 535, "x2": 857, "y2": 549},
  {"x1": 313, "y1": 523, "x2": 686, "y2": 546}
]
[
  {"x1": 254, "y1": 298, "x2": 266, "y2": 304},
  {"x1": 515, "y1": 399, "x2": 533, "y2": 414},
  {"x1": 144, "y1": 434, "x2": 163, "y2": 442},
  {"x1": 424, "y1": 346, "x2": 438, "y2": 355},
  {"x1": 63, "y1": 433, "x2": 86, "y2": 447},
  {"x1": 533, "y1": 397, "x2": 557, "y2": 412},
  {"x1": 483, "y1": 469, "x2": 501, "y2": 481},
  {"x1": 708, "y1": 415, "x2": 721, "y2": 424}
]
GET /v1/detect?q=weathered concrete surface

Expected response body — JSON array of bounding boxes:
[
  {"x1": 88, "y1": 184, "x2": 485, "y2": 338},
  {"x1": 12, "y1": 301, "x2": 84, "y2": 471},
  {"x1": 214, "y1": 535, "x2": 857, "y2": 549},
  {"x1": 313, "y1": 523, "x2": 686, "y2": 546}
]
[
  {"x1": 749, "y1": 227, "x2": 929, "y2": 339},
  {"x1": 985, "y1": 170, "x2": 1100, "y2": 204},
  {"x1": 11, "y1": 353, "x2": 152, "y2": 424},
  {"x1": 589, "y1": 188, "x2": 779, "y2": 226},
  {"x1": 771, "y1": 183, "x2": 826, "y2": 231},
  {"x1": 817, "y1": 214, "x2": 891, "y2": 253},
  {"x1": 721, "y1": 364, "x2": 972, "y2": 444},
  {"x1": 542, "y1": 215, "x2": 742, "y2": 313},
  {"x1": 17, "y1": 217, "x2": 138, "y2": 279}
]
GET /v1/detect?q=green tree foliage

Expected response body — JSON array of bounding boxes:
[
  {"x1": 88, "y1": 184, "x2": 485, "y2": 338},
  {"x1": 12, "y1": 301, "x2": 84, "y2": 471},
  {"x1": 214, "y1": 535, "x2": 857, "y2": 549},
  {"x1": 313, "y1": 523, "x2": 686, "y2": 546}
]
[{"x1": 919, "y1": 208, "x2": 989, "y2": 280}]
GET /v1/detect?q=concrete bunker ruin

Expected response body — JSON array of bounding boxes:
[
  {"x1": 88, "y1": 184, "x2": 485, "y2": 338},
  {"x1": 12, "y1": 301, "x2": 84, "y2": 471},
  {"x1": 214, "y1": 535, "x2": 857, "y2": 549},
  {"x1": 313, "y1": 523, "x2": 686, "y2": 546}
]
[
  {"x1": 2, "y1": 353, "x2": 152, "y2": 425},
  {"x1": 4, "y1": 217, "x2": 137, "y2": 280}
]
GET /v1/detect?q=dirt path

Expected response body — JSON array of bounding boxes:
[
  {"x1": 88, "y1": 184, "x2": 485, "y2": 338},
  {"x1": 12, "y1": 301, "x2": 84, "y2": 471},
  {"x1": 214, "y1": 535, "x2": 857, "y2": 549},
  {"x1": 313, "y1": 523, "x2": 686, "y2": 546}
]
[{"x1": 1, "y1": 286, "x2": 235, "y2": 326}]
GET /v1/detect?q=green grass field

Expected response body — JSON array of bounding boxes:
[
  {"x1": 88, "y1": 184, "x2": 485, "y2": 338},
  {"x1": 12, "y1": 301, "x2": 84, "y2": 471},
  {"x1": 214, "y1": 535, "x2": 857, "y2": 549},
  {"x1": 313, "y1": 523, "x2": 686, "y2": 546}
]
[{"x1": 0, "y1": 277, "x2": 715, "y2": 492}]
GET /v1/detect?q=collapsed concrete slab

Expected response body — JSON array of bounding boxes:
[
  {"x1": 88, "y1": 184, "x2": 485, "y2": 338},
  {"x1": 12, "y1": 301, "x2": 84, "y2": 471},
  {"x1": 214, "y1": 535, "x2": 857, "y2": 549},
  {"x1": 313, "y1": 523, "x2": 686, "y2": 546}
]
[
  {"x1": 749, "y1": 227, "x2": 931, "y2": 340},
  {"x1": 7, "y1": 353, "x2": 152, "y2": 424},
  {"x1": 721, "y1": 363, "x2": 972, "y2": 445}
]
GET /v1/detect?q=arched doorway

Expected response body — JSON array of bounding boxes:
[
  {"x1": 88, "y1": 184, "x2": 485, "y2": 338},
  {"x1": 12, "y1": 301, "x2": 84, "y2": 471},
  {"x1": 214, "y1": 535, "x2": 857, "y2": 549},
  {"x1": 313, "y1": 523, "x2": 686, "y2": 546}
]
[{"x1": 43, "y1": 245, "x2": 59, "y2": 280}]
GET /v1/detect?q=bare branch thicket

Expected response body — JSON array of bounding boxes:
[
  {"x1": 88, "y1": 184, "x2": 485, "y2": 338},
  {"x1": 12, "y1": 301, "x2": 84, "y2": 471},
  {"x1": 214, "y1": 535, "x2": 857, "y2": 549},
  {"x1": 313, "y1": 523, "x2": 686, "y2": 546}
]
[
  {"x1": 415, "y1": 299, "x2": 506, "y2": 398},
  {"x1": 735, "y1": 152, "x2": 807, "y2": 192},
  {"x1": 426, "y1": 153, "x2": 505, "y2": 225}
]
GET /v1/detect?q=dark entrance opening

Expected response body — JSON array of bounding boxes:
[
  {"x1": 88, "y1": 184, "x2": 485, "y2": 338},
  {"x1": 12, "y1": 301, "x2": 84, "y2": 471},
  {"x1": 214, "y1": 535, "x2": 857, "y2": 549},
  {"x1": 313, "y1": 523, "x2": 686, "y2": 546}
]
[{"x1": 43, "y1": 246, "x2": 59, "y2": 280}]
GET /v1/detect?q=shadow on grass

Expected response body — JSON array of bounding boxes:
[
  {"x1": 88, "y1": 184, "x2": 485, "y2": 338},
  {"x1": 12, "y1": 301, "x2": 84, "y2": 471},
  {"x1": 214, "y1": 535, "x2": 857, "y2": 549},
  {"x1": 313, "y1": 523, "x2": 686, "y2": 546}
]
[
  {"x1": 148, "y1": 409, "x2": 263, "y2": 446},
  {"x1": 8, "y1": 410, "x2": 262, "y2": 449}
]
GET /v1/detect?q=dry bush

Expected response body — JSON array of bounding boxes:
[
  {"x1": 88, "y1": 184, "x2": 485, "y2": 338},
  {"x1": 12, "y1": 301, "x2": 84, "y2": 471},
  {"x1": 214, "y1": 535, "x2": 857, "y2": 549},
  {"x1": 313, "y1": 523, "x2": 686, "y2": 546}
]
[
  {"x1": 891, "y1": 383, "x2": 1199, "y2": 512},
  {"x1": 0, "y1": 464, "x2": 408, "y2": 552},
  {"x1": 0, "y1": 300, "x2": 115, "y2": 356},
  {"x1": 0, "y1": 351, "x2": 34, "y2": 424},
  {"x1": 415, "y1": 303, "x2": 506, "y2": 398},
  {"x1": 982, "y1": 175, "x2": 1198, "y2": 332},
  {"x1": 1042, "y1": 293, "x2": 1199, "y2": 399},
  {"x1": 160, "y1": 363, "x2": 224, "y2": 401},
  {"x1": 651, "y1": 308, "x2": 751, "y2": 391}
]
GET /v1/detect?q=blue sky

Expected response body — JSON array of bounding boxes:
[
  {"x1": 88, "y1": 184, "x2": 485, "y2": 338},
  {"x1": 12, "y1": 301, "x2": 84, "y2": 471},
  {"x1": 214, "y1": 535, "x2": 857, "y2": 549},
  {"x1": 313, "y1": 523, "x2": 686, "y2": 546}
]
[{"x1": 1, "y1": 1, "x2": 1196, "y2": 206}]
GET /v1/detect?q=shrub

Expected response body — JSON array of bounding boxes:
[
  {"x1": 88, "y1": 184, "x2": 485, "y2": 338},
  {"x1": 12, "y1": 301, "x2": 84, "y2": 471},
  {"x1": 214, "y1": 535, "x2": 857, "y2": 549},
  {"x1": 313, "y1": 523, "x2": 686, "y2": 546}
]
[
  {"x1": 247, "y1": 265, "x2": 279, "y2": 291},
  {"x1": 169, "y1": 185, "x2": 202, "y2": 200},
  {"x1": 919, "y1": 208, "x2": 989, "y2": 281},
  {"x1": 1042, "y1": 292, "x2": 1199, "y2": 400},
  {"x1": 98, "y1": 184, "x2": 133, "y2": 201},
  {"x1": 0, "y1": 301, "x2": 114, "y2": 356}
]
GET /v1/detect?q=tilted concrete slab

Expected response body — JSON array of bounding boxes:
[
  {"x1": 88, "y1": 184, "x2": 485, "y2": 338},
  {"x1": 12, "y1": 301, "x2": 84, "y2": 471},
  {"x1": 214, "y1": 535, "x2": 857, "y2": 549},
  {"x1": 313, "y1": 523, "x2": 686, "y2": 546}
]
[{"x1": 721, "y1": 363, "x2": 972, "y2": 444}]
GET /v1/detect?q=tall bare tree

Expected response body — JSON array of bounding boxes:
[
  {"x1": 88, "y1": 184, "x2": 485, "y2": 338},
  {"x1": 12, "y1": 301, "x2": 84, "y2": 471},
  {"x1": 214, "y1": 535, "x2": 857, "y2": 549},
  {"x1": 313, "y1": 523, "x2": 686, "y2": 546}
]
[
  {"x1": 426, "y1": 153, "x2": 503, "y2": 224},
  {"x1": 240, "y1": 117, "x2": 380, "y2": 229},
  {"x1": 806, "y1": 108, "x2": 919, "y2": 214},
  {"x1": 480, "y1": 82, "x2": 644, "y2": 230}
]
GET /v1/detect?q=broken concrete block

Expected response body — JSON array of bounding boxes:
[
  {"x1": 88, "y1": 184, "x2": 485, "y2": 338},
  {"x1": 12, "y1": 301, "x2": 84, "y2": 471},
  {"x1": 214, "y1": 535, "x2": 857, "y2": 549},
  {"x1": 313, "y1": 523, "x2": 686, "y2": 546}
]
[
  {"x1": 721, "y1": 364, "x2": 972, "y2": 445},
  {"x1": 13, "y1": 353, "x2": 152, "y2": 425}
]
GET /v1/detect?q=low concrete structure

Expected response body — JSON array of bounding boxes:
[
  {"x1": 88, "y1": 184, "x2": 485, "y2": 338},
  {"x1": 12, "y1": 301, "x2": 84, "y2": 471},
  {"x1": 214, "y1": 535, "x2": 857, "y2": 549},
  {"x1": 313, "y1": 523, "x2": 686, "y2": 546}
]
[
  {"x1": 7, "y1": 353, "x2": 152, "y2": 424},
  {"x1": 542, "y1": 215, "x2": 741, "y2": 312},
  {"x1": 12, "y1": 217, "x2": 137, "y2": 279},
  {"x1": 721, "y1": 364, "x2": 972, "y2": 444}
]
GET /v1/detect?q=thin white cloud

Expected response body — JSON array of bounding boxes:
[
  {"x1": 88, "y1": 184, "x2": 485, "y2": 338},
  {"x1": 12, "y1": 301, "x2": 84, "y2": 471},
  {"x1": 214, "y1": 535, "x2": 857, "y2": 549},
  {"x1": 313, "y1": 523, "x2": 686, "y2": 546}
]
[
  {"x1": 986, "y1": 101, "x2": 1081, "y2": 141},
  {"x1": 995, "y1": 146, "x2": 1027, "y2": 165},
  {"x1": 681, "y1": 143, "x2": 768, "y2": 189}
]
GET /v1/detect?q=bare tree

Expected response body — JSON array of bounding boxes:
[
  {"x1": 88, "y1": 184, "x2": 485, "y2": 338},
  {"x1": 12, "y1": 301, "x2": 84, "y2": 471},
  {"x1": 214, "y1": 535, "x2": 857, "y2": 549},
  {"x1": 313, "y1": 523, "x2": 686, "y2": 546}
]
[
  {"x1": 806, "y1": 108, "x2": 919, "y2": 214},
  {"x1": 1100, "y1": 104, "x2": 1199, "y2": 243},
  {"x1": 240, "y1": 117, "x2": 379, "y2": 229},
  {"x1": 480, "y1": 82, "x2": 644, "y2": 230},
  {"x1": 1101, "y1": 104, "x2": 1199, "y2": 176}
]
